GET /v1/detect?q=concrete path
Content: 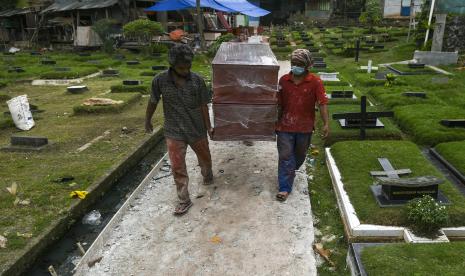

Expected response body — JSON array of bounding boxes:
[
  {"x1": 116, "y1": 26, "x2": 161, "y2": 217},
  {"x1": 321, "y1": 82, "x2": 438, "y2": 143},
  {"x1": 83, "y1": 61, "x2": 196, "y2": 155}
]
[
  {"x1": 74, "y1": 60, "x2": 316, "y2": 275},
  {"x1": 74, "y1": 140, "x2": 316, "y2": 276}
]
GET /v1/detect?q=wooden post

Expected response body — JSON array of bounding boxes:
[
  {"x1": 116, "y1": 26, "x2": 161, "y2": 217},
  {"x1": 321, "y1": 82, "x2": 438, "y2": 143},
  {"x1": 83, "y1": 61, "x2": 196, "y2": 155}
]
[
  {"x1": 105, "y1": 8, "x2": 109, "y2": 19},
  {"x1": 424, "y1": 0, "x2": 436, "y2": 47},
  {"x1": 360, "y1": 96, "x2": 367, "y2": 140},
  {"x1": 355, "y1": 39, "x2": 360, "y2": 62},
  {"x1": 196, "y1": 0, "x2": 206, "y2": 50}
]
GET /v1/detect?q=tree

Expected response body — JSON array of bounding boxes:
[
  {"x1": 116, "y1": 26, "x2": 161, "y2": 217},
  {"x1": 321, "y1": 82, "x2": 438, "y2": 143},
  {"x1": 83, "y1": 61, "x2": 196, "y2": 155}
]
[
  {"x1": 359, "y1": 0, "x2": 382, "y2": 32},
  {"x1": 0, "y1": 0, "x2": 18, "y2": 11},
  {"x1": 92, "y1": 19, "x2": 119, "y2": 53},
  {"x1": 123, "y1": 19, "x2": 163, "y2": 44}
]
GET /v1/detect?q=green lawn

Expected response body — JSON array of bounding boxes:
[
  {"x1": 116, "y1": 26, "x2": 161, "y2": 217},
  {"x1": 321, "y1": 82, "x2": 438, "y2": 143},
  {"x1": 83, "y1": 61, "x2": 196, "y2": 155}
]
[
  {"x1": 361, "y1": 242, "x2": 465, "y2": 276},
  {"x1": 0, "y1": 50, "x2": 211, "y2": 271},
  {"x1": 394, "y1": 104, "x2": 465, "y2": 145},
  {"x1": 330, "y1": 140, "x2": 465, "y2": 227},
  {"x1": 435, "y1": 141, "x2": 465, "y2": 176}
]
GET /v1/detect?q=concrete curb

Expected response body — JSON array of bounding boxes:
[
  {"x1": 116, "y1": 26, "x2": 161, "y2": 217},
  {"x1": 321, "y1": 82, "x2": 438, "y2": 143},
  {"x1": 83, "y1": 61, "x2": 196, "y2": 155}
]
[{"x1": 1, "y1": 127, "x2": 164, "y2": 276}]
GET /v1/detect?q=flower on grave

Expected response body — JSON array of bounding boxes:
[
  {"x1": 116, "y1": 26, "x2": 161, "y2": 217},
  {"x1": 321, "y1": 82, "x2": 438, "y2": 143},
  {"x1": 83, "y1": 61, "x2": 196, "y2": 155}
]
[{"x1": 406, "y1": 195, "x2": 448, "y2": 237}]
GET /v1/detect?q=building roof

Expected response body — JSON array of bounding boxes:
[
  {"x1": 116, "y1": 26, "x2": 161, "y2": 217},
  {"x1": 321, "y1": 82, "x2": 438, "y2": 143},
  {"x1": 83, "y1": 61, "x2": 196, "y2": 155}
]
[
  {"x1": 42, "y1": 0, "x2": 119, "y2": 13},
  {"x1": 0, "y1": 8, "x2": 35, "y2": 17}
]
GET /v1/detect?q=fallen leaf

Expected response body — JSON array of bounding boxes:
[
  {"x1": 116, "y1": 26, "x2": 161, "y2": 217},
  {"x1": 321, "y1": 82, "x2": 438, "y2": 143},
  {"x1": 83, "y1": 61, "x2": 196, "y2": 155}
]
[
  {"x1": 16, "y1": 232, "x2": 33, "y2": 238},
  {"x1": 0, "y1": 235, "x2": 7, "y2": 249},
  {"x1": 6, "y1": 182, "x2": 18, "y2": 196},
  {"x1": 70, "y1": 191, "x2": 88, "y2": 199},
  {"x1": 313, "y1": 243, "x2": 335, "y2": 267},
  {"x1": 311, "y1": 149, "x2": 320, "y2": 156},
  {"x1": 210, "y1": 235, "x2": 222, "y2": 244}
]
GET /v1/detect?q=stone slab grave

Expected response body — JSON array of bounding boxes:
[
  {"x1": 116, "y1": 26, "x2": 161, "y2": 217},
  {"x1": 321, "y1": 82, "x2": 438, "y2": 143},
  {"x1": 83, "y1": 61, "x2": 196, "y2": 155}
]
[
  {"x1": 152, "y1": 65, "x2": 168, "y2": 71},
  {"x1": 122, "y1": 80, "x2": 142, "y2": 86},
  {"x1": 1, "y1": 135, "x2": 50, "y2": 152},
  {"x1": 313, "y1": 62, "x2": 326, "y2": 68},
  {"x1": 67, "y1": 85, "x2": 88, "y2": 94},
  {"x1": 7, "y1": 66, "x2": 25, "y2": 73},
  {"x1": 73, "y1": 141, "x2": 316, "y2": 275},
  {"x1": 325, "y1": 147, "x2": 465, "y2": 241},
  {"x1": 41, "y1": 59, "x2": 56, "y2": 65},
  {"x1": 440, "y1": 119, "x2": 465, "y2": 128},
  {"x1": 318, "y1": 72, "x2": 340, "y2": 82},
  {"x1": 402, "y1": 92, "x2": 427, "y2": 98},
  {"x1": 414, "y1": 50, "x2": 458, "y2": 66},
  {"x1": 126, "y1": 60, "x2": 140, "y2": 65},
  {"x1": 328, "y1": 90, "x2": 356, "y2": 100},
  {"x1": 431, "y1": 76, "x2": 449, "y2": 84},
  {"x1": 369, "y1": 158, "x2": 450, "y2": 207},
  {"x1": 102, "y1": 69, "x2": 119, "y2": 77},
  {"x1": 55, "y1": 67, "x2": 71, "y2": 72},
  {"x1": 332, "y1": 96, "x2": 394, "y2": 139}
]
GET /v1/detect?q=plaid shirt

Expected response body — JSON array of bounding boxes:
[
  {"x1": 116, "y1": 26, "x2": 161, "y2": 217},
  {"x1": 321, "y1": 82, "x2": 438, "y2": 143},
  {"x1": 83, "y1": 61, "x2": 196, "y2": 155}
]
[{"x1": 151, "y1": 69, "x2": 211, "y2": 143}]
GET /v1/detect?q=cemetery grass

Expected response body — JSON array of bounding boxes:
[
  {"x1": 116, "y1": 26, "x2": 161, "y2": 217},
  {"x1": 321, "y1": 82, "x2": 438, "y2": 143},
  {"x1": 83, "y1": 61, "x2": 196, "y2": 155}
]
[
  {"x1": 0, "y1": 51, "x2": 212, "y2": 271},
  {"x1": 325, "y1": 104, "x2": 403, "y2": 145},
  {"x1": 309, "y1": 134, "x2": 349, "y2": 275},
  {"x1": 435, "y1": 141, "x2": 465, "y2": 176},
  {"x1": 361, "y1": 242, "x2": 465, "y2": 276},
  {"x1": 330, "y1": 140, "x2": 465, "y2": 227}
]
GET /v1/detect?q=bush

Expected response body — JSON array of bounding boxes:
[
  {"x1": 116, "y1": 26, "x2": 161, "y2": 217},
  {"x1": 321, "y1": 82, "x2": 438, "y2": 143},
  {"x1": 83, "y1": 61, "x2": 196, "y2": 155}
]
[
  {"x1": 123, "y1": 19, "x2": 163, "y2": 43},
  {"x1": 92, "y1": 19, "x2": 120, "y2": 54},
  {"x1": 359, "y1": 0, "x2": 382, "y2": 32},
  {"x1": 407, "y1": 195, "x2": 448, "y2": 237},
  {"x1": 110, "y1": 84, "x2": 150, "y2": 94},
  {"x1": 207, "y1": 33, "x2": 236, "y2": 57}
]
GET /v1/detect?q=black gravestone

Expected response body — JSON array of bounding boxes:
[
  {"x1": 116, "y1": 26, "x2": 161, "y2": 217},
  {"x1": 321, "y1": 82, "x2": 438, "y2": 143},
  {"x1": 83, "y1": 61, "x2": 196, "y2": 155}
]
[
  {"x1": 102, "y1": 69, "x2": 119, "y2": 77},
  {"x1": 8, "y1": 67, "x2": 25, "y2": 73},
  {"x1": 440, "y1": 119, "x2": 465, "y2": 128},
  {"x1": 313, "y1": 62, "x2": 326, "y2": 68},
  {"x1": 402, "y1": 92, "x2": 427, "y2": 98},
  {"x1": 127, "y1": 60, "x2": 140, "y2": 65},
  {"x1": 152, "y1": 65, "x2": 168, "y2": 71},
  {"x1": 369, "y1": 158, "x2": 450, "y2": 207},
  {"x1": 123, "y1": 80, "x2": 142, "y2": 86},
  {"x1": 1, "y1": 135, "x2": 51, "y2": 152},
  {"x1": 332, "y1": 96, "x2": 394, "y2": 139},
  {"x1": 67, "y1": 85, "x2": 88, "y2": 94},
  {"x1": 329, "y1": 91, "x2": 354, "y2": 99},
  {"x1": 408, "y1": 63, "x2": 425, "y2": 69}
]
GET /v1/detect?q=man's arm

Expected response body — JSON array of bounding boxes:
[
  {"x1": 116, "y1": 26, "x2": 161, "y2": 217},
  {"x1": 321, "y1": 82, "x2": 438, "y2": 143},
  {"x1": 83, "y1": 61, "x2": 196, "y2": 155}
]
[
  {"x1": 201, "y1": 104, "x2": 213, "y2": 138},
  {"x1": 145, "y1": 100, "x2": 158, "y2": 133},
  {"x1": 319, "y1": 104, "x2": 329, "y2": 139}
]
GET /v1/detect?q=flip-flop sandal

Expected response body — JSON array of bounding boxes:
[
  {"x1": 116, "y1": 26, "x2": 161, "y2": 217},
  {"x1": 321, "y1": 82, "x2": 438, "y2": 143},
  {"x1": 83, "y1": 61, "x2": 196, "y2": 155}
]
[
  {"x1": 276, "y1": 193, "x2": 288, "y2": 202},
  {"x1": 174, "y1": 201, "x2": 193, "y2": 216}
]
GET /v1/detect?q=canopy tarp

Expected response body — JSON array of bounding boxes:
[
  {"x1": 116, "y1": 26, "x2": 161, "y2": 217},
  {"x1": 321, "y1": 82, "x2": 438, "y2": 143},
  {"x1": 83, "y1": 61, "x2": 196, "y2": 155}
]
[{"x1": 145, "y1": 0, "x2": 270, "y2": 17}]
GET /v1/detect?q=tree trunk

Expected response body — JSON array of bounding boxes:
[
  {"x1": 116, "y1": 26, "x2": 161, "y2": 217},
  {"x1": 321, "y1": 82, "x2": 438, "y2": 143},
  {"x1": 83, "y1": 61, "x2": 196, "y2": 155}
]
[{"x1": 196, "y1": 0, "x2": 205, "y2": 50}]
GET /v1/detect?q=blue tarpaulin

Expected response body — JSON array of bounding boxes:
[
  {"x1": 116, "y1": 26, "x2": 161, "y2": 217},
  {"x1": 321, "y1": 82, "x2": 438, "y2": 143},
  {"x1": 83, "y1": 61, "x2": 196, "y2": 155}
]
[{"x1": 145, "y1": 0, "x2": 270, "y2": 17}]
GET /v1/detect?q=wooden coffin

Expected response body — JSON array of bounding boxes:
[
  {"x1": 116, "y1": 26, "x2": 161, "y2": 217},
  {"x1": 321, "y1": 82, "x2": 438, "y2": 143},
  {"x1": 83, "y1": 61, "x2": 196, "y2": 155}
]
[
  {"x1": 212, "y1": 42, "x2": 279, "y2": 105},
  {"x1": 212, "y1": 103, "x2": 277, "y2": 141}
]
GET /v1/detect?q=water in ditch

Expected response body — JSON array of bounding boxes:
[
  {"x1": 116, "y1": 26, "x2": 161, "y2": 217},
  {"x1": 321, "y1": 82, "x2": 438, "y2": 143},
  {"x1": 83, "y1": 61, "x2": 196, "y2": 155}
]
[{"x1": 26, "y1": 141, "x2": 167, "y2": 276}]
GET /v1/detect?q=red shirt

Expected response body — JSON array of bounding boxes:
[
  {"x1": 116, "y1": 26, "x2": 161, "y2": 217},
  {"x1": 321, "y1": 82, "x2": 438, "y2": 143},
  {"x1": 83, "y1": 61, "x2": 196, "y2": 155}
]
[{"x1": 276, "y1": 73, "x2": 328, "y2": 133}]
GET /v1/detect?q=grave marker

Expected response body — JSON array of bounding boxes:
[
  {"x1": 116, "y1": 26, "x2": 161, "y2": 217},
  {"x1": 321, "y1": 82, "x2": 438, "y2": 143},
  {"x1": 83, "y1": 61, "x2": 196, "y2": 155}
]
[
  {"x1": 328, "y1": 91, "x2": 355, "y2": 99},
  {"x1": 123, "y1": 80, "x2": 142, "y2": 86},
  {"x1": 67, "y1": 85, "x2": 88, "y2": 94},
  {"x1": 402, "y1": 92, "x2": 427, "y2": 98},
  {"x1": 332, "y1": 96, "x2": 394, "y2": 139},
  {"x1": 318, "y1": 72, "x2": 339, "y2": 81},
  {"x1": 370, "y1": 158, "x2": 450, "y2": 207},
  {"x1": 8, "y1": 67, "x2": 25, "y2": 73},
  {"x1": 126, "y1": 60, "x2": 140, "y2": 65},
  {"x1": 102, "y1": 69, "x2": 119, "y2": 77},
  {"x1": 313, "y1": 62, "x2": 326, "y2": 68},
  {"x1": 440, "y1": 119, "x2": 465, "y2": 128},
  {"x1": 1, "y1": 135, "x2": 50, "y2": 152}
]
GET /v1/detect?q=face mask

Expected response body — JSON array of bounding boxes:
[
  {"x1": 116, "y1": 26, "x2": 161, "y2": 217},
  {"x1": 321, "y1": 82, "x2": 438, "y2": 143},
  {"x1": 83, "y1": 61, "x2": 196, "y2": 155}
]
[{"x1": 291, "y1": 66, "x2": 306, "y2": 76}]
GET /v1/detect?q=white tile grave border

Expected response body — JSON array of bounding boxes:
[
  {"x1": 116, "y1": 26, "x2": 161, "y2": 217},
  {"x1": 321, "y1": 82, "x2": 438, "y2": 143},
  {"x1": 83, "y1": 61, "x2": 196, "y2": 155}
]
[{"x1": 325, "y1": 148, "x2": 465, "y2": 241}]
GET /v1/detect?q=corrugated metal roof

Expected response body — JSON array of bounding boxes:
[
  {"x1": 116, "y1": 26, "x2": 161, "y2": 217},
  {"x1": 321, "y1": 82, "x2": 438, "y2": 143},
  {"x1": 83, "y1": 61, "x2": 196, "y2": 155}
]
[
  {"x1": 0, "y1": 8, "x2": 35, "y2": 17},
  {"x1": 42, "y1": 0, "x2": 118, "y2": 13}
]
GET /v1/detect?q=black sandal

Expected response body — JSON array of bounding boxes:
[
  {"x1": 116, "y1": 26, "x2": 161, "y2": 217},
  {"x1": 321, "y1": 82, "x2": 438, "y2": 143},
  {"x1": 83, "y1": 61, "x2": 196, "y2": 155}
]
[
  {"x1": 276, "y1": 192, "x2": 289, "y2": 202},
  {"x1": 174, "y1": 201, "x2": 193, "y2": 216}
]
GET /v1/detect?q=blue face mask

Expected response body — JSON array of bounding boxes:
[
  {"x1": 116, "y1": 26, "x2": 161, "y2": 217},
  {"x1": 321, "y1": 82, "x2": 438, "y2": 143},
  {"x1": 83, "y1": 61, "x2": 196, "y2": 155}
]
[{"x1": 291, "y1": 66, "x2": 306, "y2": 76}]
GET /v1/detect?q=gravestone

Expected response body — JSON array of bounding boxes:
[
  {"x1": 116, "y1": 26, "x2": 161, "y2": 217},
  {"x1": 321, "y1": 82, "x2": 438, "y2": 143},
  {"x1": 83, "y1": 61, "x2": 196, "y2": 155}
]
[
  {"x1": 313, "y1": 62, "x2": 326, "y2": 68},
  {"x1": 126, "y1": 60, "x2": 140, "y2": 65},
  {"x1": 329, "y1": 91, "x2": 354, "y2": 99},
  {"x1": 432, "y1": 14, "x2": 447, "y2": 52},
  {"x1": 123, "y1": 80, "x2": 142, "y2": 86},
  {"x1": 370, "y1": 158, "x2": 450, "y2": 207},
  {"x1": 440, "y1": 119, "x2": 465, "y2": 128},
  {"x1": 408, "y1": 63, "x2": 425, "y2": 69},
  {"x1": 373, "y1": 44, "x2": 384, "y2": 49},
  {"x1": 102, "y1": 69, "x2": 119, "y2": 77},
  {"x1": 375, "y1": 71, "x2": 388, "y2": 80},
  {"x1": 152, "y1": 65, "x2": 168, "y2": 71},
  {"x1": 30, "y1": 51, "x2": 42, "y2": 56},
  {"x1": 8, "y1": 67, "x2": 25, "y2": 73},
  {"x1": 55, "y1": 67, "x2": 71, "y2": 72},
  {"x1": 67, "y1": 85, "x2": 88, "y2": 94},
  {"x1": 79, "y1": 52, "x2": 91, "y2": 57},
  {"x1": 1, "y1": 135, "x2": 50, "y2": 152},
  {"x1": 332, "y1": 96, "x2": 394, "y2": 139},
  {"x1": 41, "y1": 59, "x2": 56, "y2": 65},
  {"x1": 402, "y1": 92, "x2": 427, "y2": 98},
  {"x1": 432, "y1": 76, "x2": 449, "y2": 84},
  {"x1": 318, "y1": 72, "x2": 339, "y2": 82}
]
